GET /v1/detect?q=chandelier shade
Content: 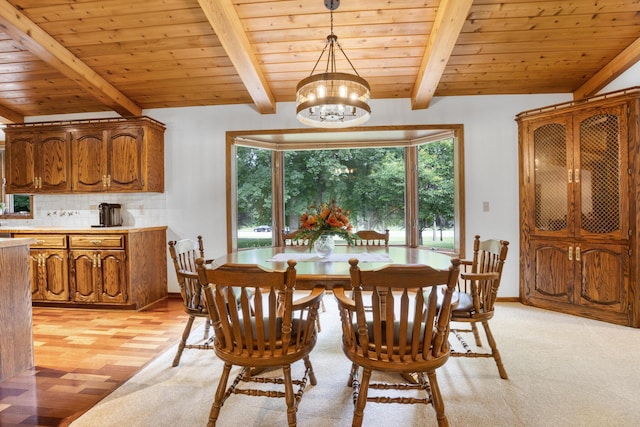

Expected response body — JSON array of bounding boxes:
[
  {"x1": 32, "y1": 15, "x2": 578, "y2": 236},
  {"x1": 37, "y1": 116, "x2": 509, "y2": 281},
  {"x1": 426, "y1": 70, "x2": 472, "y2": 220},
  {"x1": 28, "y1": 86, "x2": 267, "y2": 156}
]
[
  {"x1": 296, "y1": 72, "x2": 371, "y2": 128},
  {"x1": 295, "y1": 0, "x2": 371, "y2": 128}
]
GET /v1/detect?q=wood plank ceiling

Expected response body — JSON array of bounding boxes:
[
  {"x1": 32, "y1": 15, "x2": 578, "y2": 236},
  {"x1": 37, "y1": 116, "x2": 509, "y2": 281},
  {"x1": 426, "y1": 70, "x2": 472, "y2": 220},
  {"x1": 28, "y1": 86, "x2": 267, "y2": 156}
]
[{"x1": 0, "y1": 0, "x2": 638, "y2": 124}]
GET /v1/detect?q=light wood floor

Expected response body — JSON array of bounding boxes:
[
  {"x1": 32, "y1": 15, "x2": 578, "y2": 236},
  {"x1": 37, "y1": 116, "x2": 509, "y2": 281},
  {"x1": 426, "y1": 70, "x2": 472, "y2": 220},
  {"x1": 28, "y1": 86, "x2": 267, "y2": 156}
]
[{"x1": 0, "y1": 298, "x2": 188, "y2": 427}]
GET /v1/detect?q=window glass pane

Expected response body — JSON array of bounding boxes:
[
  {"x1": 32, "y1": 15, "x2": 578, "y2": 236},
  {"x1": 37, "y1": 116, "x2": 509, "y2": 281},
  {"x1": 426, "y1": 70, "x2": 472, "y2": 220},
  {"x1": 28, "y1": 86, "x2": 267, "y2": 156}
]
[
  {"x1": 417, "y1": 139, "x2": 455, "y2": 250},
  {"x1": 284, "y1": 147, "x2": 406, "y2": 245},
  {"x1": 236, "y1": 146, "x2": 273, "y2": 248}
]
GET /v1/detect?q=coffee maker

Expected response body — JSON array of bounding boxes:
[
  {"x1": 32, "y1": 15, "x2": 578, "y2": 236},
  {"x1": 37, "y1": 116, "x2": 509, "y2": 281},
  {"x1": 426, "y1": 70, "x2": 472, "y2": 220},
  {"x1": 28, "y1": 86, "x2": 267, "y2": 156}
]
[{"x1": 95, "y1": 203, "x2": 123, "y2": 227}]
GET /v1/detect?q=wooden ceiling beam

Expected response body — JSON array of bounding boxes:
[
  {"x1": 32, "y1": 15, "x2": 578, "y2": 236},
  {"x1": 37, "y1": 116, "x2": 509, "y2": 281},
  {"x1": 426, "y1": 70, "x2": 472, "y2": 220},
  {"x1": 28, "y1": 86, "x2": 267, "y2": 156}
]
[
  {"x1": 0, "y1": 103, "x2": 23, "y2": 124},
  {"x1": 197, "y1": 0, "x2": 276, "y2": 114},
  {"x1": 0, "y1": 0, "x2": 141, "y2": 117},
  {"x1": 411, "y1": 0, "x2": 473, "y2": 110},
  {"x1": 573, "y1": 36, "x2": 640, "y2": 100}
]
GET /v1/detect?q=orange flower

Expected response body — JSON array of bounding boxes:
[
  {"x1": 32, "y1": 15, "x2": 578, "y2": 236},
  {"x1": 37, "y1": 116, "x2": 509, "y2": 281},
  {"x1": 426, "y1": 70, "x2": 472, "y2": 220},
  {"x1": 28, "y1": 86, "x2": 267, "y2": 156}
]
[{"x1": 295, "y1": 200, "x2": 357, "y2": 247}]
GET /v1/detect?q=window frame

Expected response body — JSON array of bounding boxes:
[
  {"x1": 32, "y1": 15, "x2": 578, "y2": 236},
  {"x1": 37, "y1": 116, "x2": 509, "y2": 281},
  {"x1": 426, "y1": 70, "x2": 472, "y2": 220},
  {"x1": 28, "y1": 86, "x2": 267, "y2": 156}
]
[{"x1": 226, "y1": 125, "x2": 465, "y2": 257}]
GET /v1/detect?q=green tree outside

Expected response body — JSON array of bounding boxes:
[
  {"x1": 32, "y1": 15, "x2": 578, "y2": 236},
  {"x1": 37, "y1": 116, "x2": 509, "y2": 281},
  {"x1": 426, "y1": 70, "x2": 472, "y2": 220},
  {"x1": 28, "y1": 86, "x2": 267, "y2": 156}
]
[{"x1": 236, "y1": 141, "x2": 454, "y2": 248}]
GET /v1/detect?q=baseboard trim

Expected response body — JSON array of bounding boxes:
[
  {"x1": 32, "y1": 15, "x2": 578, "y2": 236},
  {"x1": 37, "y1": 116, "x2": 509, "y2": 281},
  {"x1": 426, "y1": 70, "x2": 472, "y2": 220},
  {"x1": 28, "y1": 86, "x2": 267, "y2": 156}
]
[{"x1": 497, "y1": 297, "x2": 520, "y2": 302}]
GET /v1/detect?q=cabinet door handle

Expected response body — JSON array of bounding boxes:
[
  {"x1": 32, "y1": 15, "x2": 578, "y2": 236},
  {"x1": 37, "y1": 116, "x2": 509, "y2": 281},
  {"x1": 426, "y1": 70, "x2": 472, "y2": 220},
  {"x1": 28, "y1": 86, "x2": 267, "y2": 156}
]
[
  {"x1": 90, "y1": 240, "x2": 102, "y2": 245},
  {"x1": 575, "y1": 246, "x2": 581, "y2": 261},
  {"x1": 107, "y1": 174, "x2": 111, "y2": 187},
  {"x1": 568, "y1": 169, "x2": 572, "y2": 183},
  {"x1": 36, "y1": 239, "x2": 45, "y2": 244},
  {"x1": 574, "y1": 168, "x2": 580, "y2": 183},
  {"x1": 568, "y1": 245, "x2": 573, "y2": 261},
  {"x1": 92, "y1": 254, "x2": 97, "y2": 268},
  {"x1": 102, "y1": 175, "x2": 107, "y2": 187},
  {"x1": 97, "y1": 255, "x2": 101, "y2": 268}
]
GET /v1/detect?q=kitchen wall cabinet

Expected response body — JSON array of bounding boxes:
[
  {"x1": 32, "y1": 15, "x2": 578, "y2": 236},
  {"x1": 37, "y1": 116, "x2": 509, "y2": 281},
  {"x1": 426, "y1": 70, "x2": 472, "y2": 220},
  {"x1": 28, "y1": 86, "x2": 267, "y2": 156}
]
[
  {"x1": 4, "y1": 117, "x2": 165, "y2": 194},
  {"x1": 11, "y1": 226, "x2": 167, "y2": 309},
  {"x1": 517, "y1": 87, "x2": 639, "y2": 327},
  {"x1": 5, "y1": 130, "x2": 72, "y2": 193}
]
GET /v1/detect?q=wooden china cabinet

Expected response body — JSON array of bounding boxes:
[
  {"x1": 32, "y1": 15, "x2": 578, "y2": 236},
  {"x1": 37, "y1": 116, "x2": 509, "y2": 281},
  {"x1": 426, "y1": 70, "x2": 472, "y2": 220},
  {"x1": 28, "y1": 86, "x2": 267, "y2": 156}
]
[{"x1": 517, "y1": 87, "x2": 640, "y2": 327}]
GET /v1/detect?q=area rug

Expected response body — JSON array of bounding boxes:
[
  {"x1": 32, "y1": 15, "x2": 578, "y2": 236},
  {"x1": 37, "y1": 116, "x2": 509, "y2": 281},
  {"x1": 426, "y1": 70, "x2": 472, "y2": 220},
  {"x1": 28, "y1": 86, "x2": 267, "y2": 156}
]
[{"x1": 71, "y1": 302, "x2": 640, "y2": 426}]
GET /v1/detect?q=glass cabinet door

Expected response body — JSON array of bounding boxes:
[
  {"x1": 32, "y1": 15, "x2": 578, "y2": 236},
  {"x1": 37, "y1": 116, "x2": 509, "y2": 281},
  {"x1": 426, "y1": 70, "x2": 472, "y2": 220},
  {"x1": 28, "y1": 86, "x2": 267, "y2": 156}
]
[
  {"x1": 532, "y1": 119, "x2": 571, "y2": 235},
  {"x1": 575, "y1": 106, "x2": 628, "y2": 239}
]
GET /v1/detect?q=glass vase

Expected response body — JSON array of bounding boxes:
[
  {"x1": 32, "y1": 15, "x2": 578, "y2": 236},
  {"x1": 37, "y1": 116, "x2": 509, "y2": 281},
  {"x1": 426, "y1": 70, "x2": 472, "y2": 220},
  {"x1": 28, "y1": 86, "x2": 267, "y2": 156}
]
[{"x1": 313, "y1": 234, "x2": 335, "y2": 258}]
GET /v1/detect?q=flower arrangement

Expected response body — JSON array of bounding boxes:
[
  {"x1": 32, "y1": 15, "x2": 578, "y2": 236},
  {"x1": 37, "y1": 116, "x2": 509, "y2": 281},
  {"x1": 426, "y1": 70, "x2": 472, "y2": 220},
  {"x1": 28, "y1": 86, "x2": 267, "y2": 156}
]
[{"x1": 296, "y1": 200, "x2": 357, "y2": 248}]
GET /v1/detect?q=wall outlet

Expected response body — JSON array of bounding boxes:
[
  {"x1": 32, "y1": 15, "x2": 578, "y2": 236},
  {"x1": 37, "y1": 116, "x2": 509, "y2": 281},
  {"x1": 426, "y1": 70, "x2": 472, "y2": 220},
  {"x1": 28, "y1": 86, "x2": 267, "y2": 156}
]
[{"x1": 482, "y1": 201, "x2": 490, "y2": 212}]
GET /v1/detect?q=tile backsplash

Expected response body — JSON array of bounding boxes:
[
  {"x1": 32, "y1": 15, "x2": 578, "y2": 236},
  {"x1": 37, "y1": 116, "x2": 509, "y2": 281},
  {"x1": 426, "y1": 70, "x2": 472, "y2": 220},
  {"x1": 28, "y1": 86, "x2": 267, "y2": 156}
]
[{"x1": 4, "y1": 193, "x2": 167, "y2": 227}]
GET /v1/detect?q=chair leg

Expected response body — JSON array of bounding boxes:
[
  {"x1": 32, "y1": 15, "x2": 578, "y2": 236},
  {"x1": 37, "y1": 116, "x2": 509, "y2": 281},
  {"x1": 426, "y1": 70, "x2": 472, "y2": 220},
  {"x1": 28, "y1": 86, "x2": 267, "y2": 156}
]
[
  {"x1": 303, "y1": 355, "x2": 317, "y2": 386},
  {"x1": 208, "y1": 363, "x2": 232, "y2": 427},
  {"x1": 172, "y1": 315, "x2": 196, "y2": 367},
  {"x1": 282, "y1": 364, "x2": 297, "y2": 427},
  {"x1": 481, "y1": 321, "x2": 508, "y2": 379},
  {"x1": 471, "y1": 321, "x2": 483, "y2": 346},
  {"x1": 426, "y1": 369, "x2": 449, "y2": 427},
  {"x1": 203, "y1": 318, "x2": 211, "y2": 340},
  {"x1": 348, "y1": 363, "x2": 359, "y2": 387},
  {"x1": 352, "y1": 367, "x2": 371, "y2": 427}
]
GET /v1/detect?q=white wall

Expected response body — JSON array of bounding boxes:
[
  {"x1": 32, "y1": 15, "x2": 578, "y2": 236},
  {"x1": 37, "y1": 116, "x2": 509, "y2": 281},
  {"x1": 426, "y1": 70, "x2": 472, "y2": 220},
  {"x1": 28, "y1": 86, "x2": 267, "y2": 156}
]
[
  {"x1": 6, "y1": 64, "x2": 640, "y2": 296},
  {"x1": 149, "y1": 95, "x2": 574, "y2": 296}
]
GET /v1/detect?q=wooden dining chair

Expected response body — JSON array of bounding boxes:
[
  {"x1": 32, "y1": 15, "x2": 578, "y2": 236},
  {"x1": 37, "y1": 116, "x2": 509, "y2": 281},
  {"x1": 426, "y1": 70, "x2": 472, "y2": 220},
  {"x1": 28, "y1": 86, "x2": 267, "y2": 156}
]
[
  {"x1": 450, "y1": 235, "x2": 509, "y2": 379},
  {"x1": 334, "y1": 257, "x2": 460, "y2": 427},
  {"x1": 354, "y1": 229, "x2": 389, "y2": 247},
  {"x1": 281, "y1": 229, "x2": 309, "y2": 247},
  {"x1": 282, "y1": 228, "x2": 326, "y2": 331},
  {"x1": 168, "y1": 236, "x2": 214, "y2": 367},
  {"x1": 196, "y1": 259, "x2": 324, "y2": 427}
]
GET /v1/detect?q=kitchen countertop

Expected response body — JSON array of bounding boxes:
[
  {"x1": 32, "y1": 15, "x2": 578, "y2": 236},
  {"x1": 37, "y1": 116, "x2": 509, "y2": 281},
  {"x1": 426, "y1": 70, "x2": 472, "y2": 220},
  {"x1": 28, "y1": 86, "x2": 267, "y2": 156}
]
[
  {"x1": 0, "y1": 237, "x2": 36, "y2": 248},
  {"x1": 0, "y1": 226, "x2": 168, "y2": 234}
]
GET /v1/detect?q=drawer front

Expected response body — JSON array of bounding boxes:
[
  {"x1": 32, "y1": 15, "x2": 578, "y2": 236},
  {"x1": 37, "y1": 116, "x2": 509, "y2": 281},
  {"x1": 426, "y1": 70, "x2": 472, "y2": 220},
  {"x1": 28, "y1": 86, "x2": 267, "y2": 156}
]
[
  {"x1": 69, "y1": 235, "x2": 125, "y2": 249},
  {"x1": 14, "y1": 233, "x2": 68, "y2": 248}
]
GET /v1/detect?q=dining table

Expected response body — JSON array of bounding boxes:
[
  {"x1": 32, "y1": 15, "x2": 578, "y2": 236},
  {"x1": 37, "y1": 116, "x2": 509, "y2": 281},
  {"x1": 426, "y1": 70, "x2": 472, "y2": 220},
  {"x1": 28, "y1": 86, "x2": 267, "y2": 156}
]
[
  {"x1": 212, "y1": 245, "x2": 458, "y2": 384},
  {"x1": 211, "y1": 245, "x2": 455, "y2": 290}
]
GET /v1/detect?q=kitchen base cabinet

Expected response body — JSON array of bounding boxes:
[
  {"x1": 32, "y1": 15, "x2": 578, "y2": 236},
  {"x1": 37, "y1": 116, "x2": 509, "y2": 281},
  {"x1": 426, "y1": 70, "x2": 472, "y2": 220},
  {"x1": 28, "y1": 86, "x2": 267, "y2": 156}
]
[
  {"x1": 70, "y1": 250, "x2": 127, "y2": 304},
  {"x1": 20, "y1": 234, "x2": 69, "y2": 302},
  {"x1": 30, "y1": 248, "x2": 69, "y2": 302},
  {"x1": 12, "y1": 227, "x2": 167, "y2": 310}
]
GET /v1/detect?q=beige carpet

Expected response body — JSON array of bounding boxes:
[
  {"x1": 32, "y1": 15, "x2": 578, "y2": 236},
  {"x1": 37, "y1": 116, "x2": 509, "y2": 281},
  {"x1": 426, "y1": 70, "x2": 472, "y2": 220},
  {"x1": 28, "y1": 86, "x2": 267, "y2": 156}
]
[{"x1": 71, "y1": 301, "x2": 640, "y2": 427}]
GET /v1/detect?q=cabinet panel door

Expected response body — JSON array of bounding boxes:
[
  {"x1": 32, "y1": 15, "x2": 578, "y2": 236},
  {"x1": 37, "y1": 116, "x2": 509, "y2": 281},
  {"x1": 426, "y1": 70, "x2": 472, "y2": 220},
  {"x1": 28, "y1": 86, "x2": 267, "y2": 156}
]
[
  {"x1": 30, "y1": 249, "x2": 69, "y2": 301},
  {"x1": 41, "y1": 249, "x2": 70, "y2": 301},
  {"x1": 29, "y1": 251, "x2": 43, "y2": 300},
  {"x1": 69, "y1": 250, "x2": 99, "y2": 302},
  {"x1": 72, "y1": 130, "x2": 107, "y2": 192},
  {"x1": 107, "y1": 126, "x2": 144, "y2": 190},
  {"x1": 98, "y1": 251, "x2": 127, "y2": 303},
  {"x1": 38, "y1": 131, "x2": 71, "y2": 192},
  {"x1": 5, "y1": 132, "x2": 36, "y2": 193},
  {"x1": 576, "y1": 243, "x2": 628, "y2": 316},
  {"x1": 530, "y1": 240, "x2": 573, "y2": 303}
]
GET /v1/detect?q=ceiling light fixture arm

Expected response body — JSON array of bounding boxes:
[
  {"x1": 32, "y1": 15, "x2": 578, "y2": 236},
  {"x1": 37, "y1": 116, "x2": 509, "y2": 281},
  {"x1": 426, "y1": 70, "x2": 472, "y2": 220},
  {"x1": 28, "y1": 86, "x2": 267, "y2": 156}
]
[{"x1": 295, "y1": 0, "x2": 371, "y2": 128}]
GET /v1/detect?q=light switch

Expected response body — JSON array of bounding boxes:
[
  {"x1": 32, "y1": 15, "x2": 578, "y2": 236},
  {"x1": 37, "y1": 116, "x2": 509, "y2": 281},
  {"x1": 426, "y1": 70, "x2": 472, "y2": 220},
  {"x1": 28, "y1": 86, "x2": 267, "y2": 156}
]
[{"x1": 482, "y1": 201, "x2": 490, "y2": 212}]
